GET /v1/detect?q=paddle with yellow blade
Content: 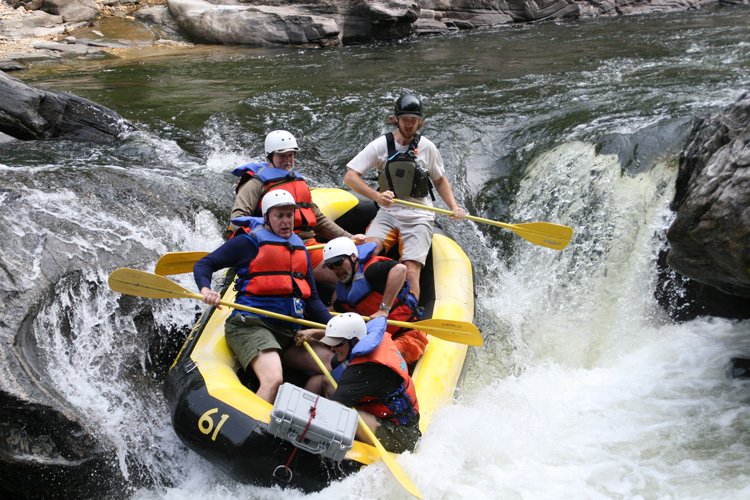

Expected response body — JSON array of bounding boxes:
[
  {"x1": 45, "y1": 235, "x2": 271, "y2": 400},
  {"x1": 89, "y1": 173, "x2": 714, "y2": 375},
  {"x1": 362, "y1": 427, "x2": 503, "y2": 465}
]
[
  {"x1": 107, "y1": 267, "x2": 424, "y2": 498},
  {"x1": 393, "y1": 199, "x2": 574, "y2": 250},
  {"x1": 331, "y1": 313, "x2": 482, "y2": 346},
  {"x1": 154, "y1": 243, "x2": 327, "y2": 276},
  {"x1": 112, "y1": 267, "x2": 480, "y2": 343},
  {"x1": 145, "y1": 261, "x2": 481, "y2": 345}
]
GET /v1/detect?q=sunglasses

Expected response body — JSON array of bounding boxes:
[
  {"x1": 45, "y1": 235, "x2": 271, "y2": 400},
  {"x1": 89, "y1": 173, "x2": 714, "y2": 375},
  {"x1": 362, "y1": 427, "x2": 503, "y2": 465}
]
[{"x1": 323, "y1": 256, "x2": 346, "y2": 269}]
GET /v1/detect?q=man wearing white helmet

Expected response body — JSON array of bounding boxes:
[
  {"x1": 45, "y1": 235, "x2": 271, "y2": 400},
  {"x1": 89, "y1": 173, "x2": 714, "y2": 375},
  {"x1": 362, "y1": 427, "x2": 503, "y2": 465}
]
[
  {"x1": 229, "y1": 130, "x2": 364, "y2": 283},
  {"x1": 195, "y1": 190, "x2": 334, "y2": 404},
  {"x1": 308, "y1": 236, "x2": 428, "y2": 364},
  {"x1": 344, "y1": 94, "x2": 466, "y2": 299},
  {"x1": 298, "y1": 313, "x2": 421, "y2": 454}
]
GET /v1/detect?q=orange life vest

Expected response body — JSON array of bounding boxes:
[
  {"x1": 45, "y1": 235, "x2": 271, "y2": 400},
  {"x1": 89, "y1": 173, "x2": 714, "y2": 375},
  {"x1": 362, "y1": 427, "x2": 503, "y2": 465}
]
[
  {"x1": 350, "y1": 336, "x2": 419, "y2": 425},
  {"x1": 234, "y1": 227, "x2": 311, "y2": 319},
  {"x1": 233, "y1": 162, "x2": 317, "y2": 233}
]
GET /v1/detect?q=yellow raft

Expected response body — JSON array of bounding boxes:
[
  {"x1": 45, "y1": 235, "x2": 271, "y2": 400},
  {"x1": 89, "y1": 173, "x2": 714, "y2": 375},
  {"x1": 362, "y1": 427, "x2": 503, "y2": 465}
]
[{"x1": 163, "y1": 188, "x2": 475, "y2": 492}]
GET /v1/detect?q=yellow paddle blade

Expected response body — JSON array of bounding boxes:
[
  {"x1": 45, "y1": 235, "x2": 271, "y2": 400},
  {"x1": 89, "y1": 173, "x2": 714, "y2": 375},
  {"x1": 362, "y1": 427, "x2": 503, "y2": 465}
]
[
  {"x1": 109, "y1": 268, "x2": 326, "y2": 329},
  {"x1": 486, "y1": 220, "x2": 574, "y2": 250},
  {"x1": 413, "y1": 318, "x2": 483, "y2": 346},
  {"x1": 155, "y1": 252, "x2": 209, "y2": 275},
  {"x1": 358, "y1": 415, "x2": 423, "y2": 498},
  {"x1": 108, "y1": 268, "x2": 201, "y2": 300},
  {"x1": 331, "y1": 312, "x2": 482, "y2": 346}
]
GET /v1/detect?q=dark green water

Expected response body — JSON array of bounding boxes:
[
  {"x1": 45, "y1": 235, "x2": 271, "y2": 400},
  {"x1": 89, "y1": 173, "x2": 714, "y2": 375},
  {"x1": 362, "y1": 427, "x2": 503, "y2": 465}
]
[
  {"x1": 15, "y1": 8, "x2": 750, "y2": 231},
  {"x1": 3, "y1": 6, "x2": 750, "y2": 499}
]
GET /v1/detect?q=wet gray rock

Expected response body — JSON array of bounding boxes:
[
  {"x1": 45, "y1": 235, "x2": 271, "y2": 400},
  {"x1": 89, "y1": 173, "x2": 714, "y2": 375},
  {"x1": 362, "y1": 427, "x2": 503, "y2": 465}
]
[
  {"x1": 0, "y1": 391, "x2": 126, "y2": 500},
  {"x1": 667, "y1": 91, "x2": 750, "y2": 298},
  {"x1": 160, "y1": 0, "x2": 721, "y2": 47},
  {"x1": 6, "y1": 0, "x2": 100, "y2": 21},
  {"x1": 0, "y1": 9, "x2": 67, "y2": 40},
  {"x1": 0, "y1": 70, "x2": 137, "y2": 142},
  {"x1": 133, "y1": 4, "x2": 183, "y2": 37},
  {"x1": 167, "y1": 0, "x2": 342, "y2": 45}
]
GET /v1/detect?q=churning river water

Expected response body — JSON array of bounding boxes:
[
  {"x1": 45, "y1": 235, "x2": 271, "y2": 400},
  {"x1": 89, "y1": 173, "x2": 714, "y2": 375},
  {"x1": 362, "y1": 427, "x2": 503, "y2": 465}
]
[{"x1": 3, "y1": 5, "x2": 750, "y2": 499}]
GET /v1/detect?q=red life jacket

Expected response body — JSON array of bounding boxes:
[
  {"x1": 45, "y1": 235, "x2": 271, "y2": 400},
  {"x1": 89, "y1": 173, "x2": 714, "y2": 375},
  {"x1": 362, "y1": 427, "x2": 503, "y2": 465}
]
[
  {"x1": 233, "y1": 162, "x2": 317, "y2": 233},
  {"x1": 350, "y1": 336, "x2": 419, "y2": 425},
  {"x1": 235, "y1": 227, "x2": 311, "y2": 301}
]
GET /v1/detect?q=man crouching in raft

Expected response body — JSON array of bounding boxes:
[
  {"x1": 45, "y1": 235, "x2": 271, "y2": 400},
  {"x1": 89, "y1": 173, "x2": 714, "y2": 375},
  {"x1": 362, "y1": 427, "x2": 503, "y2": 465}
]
[{"x1": 297, "y1": 313, "x2": 421, "y2": 453}]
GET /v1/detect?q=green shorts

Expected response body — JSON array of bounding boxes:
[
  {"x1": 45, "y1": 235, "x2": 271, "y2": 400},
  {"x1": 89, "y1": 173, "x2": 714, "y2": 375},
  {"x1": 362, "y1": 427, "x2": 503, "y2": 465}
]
[
  {"x1": 375, "y1": 417, "x2": 422, "y2": 454},
  {"x1": 224, "y1": 314, "x2": 297, "y2": 370}
]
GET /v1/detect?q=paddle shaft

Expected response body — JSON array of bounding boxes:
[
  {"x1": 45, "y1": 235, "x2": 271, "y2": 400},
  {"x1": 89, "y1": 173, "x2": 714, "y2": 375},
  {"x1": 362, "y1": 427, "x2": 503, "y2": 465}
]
[
  {"x1": 392, "y1": 198, "x2": 573, "y2": 250},
  {"x1": 190, "y1": 292, "x2": 478, "y2": 344},
  {"x1": 393, "y1": 198, "x2": 499, "y2": 225}
]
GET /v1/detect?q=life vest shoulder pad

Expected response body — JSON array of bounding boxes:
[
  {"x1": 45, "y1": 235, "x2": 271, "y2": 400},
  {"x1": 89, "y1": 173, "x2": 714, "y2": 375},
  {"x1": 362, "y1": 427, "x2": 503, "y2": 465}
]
[{"x1": 351, "y1": 317, "x2": 388, "y2": 358}]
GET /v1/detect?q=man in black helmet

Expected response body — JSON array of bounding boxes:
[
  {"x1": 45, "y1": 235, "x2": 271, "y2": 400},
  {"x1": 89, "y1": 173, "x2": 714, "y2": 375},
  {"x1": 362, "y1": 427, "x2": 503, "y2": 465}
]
[{"x1": 344, "y1": 94, "x2": 465, "y2": 300}]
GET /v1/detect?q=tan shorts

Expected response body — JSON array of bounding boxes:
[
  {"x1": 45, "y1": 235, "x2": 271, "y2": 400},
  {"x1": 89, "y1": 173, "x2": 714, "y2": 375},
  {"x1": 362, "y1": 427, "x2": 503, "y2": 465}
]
[
  {"x1": 365, "y1": 210, "x2": 434, "y2": 265},
  {"x1": 375, "y1": 417, "x2": 422, "y2": 454},
  {"x1": 224, "y1": 314, "x2": 297, "y2": 370}
]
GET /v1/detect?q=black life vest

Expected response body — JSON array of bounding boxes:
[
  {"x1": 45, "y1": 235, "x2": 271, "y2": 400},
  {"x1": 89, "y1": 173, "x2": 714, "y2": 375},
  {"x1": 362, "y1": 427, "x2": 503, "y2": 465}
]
[{"x1": 377, "y1": 133, "x2": 435, "y2": 200}]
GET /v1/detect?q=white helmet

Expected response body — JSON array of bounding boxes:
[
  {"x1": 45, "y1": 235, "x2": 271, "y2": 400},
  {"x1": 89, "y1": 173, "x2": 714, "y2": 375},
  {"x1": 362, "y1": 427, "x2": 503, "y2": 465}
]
[
  {"x1": 265, "y1": 130, "x2": 299, "y2": 155},
  {"x1": 261, "y1": 190, "x2": 297, "y2": 216},
  {"x1": 320, "y1": 313, "x2": 367, "y2": 346},
  {"x1": 323, "y1": 237, "x2": 357, "y2": 265}
]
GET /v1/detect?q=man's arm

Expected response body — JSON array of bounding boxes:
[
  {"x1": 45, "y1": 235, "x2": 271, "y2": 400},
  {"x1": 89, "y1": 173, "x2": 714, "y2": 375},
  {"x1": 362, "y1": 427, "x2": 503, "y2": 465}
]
[
  {"x1": 229, "y1": 179, "x2": 263, "y2": 231},
  {"x1": 432, "y1": 175, "x2": 466, "y2": 220},
  {"x1": 304, "y1": 255, "x2": 334, "y2": 324},
  {"x1": 194, "y1": 236, "x2": 258, "y2": 306},
  {"x1": 311, "y1": 204, "x2": 352, "y2": 240},
  {"x1": 365, "y1": 260, "x2": 407, "y2": 318},
  {"x1": 345, "y1": 168, "x2": 394, "y2": 208}
]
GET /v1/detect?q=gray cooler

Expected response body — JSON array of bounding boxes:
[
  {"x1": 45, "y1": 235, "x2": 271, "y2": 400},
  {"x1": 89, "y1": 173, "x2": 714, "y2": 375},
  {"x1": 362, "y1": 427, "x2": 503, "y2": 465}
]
[{"x1": 268, "y1": 383, "x2": 359, "y2": 462}]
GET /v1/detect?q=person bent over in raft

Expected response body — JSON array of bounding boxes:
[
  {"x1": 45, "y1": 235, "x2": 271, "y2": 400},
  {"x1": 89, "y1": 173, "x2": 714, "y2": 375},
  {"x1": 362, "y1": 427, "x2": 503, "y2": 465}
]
[
  {"x1": 296, "y1": 313, "x2": 421, "y2": 454},
  {"x1": 228, "y1": 129, "x2": 364, "y2": 284},
  {"x1": 317, "y1": 236, "x2": 428, "y2": 365},
  {"x1": 195, "y1": 190, "x2": 334, "y2": 404}
]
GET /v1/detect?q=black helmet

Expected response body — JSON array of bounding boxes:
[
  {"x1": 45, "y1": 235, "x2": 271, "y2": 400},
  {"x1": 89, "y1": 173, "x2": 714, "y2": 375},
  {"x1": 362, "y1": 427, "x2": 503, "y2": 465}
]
[{"x1": 394, "y1": 94, "x2": 423, "y2": 118}]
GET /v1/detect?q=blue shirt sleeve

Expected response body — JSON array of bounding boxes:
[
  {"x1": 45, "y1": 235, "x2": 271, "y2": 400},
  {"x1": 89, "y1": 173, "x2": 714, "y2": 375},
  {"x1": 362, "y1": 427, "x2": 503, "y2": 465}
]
[{"x1": 193, "y1": 235, "x2": 258, "y2": 291}]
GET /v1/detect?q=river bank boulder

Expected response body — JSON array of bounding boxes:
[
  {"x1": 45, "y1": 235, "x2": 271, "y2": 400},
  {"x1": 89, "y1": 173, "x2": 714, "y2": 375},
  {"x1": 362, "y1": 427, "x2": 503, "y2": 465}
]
[
  {"x1": 661, "y1": 91, "x2": 750, "y2": 319},
  {"x1": 0, "y1": 70, "x2": 136, "y2": 142},
  {"x1": 0, "y1": 0, "x2": 729, "y2": 70}
]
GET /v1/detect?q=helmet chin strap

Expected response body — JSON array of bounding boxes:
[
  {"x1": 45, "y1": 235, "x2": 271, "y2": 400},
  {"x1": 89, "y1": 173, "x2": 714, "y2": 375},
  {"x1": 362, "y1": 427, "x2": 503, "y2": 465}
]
[
  {"x1": 345, "y1": 338, "x2": 356, "y2": 359},
  {"x1": 343, "y1": 256, "x2": 357, "y2": 284}
]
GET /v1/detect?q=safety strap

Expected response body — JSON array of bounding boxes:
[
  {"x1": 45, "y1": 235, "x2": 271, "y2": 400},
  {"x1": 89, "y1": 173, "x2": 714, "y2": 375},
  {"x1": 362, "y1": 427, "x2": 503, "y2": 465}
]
[{"x1": 279, "y1": 395, "x2": 320, "y2": 475}]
